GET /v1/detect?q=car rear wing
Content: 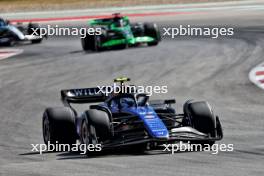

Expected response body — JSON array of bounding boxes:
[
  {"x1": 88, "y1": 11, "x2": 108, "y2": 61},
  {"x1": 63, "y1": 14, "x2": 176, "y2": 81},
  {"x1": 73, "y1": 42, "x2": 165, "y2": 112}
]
[{"x1": 61, "y1": 87, "x2": 107, "y2": 105}]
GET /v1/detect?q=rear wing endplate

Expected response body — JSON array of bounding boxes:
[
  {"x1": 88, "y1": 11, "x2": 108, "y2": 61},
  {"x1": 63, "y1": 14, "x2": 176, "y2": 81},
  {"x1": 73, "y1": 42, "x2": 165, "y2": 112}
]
[{"x1": 61, "y1": 87, "x2": 107, "y2": 104}]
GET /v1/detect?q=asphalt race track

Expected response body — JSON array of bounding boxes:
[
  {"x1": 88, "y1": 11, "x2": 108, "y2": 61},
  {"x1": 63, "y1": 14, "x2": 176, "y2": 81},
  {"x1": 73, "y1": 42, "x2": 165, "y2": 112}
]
[{"x1": 0, "y1": 4, "x2": 264, "y2": 176}]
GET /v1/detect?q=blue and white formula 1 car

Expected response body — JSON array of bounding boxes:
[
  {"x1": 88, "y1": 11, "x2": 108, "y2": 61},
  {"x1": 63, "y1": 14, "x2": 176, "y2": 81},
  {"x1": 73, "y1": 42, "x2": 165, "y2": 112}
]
[
  {"x1": 0, "y1": 18, "x2": 43, "y2": 46},
  {"x1": 42, "y1": 77, "x2": 223, "y2": 154}
]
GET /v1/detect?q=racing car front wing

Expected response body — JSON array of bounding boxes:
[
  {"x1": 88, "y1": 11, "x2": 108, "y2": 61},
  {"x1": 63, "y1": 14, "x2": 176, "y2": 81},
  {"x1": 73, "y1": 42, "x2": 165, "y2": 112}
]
[{"x1": 102, "y1": 126, "x2": 223, "y2": 149}]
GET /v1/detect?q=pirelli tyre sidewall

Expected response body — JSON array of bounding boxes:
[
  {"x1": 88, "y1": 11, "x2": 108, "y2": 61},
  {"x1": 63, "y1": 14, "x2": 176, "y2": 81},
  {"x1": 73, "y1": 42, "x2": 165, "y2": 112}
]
[
  {"x1": 28, "y1": 23, "x2": 43, "y2": 44},
  {"x1": 81, "y1": 30, "x2": 101, "y2": 51},
  {"x1": 84, "y1": 109, "x2": 111, "y2": 142},
  {"x1": 144, "y1": 22, "x2": 161, "y2": 46},
  {"x1": 42, "y1": 107, "x2": 77, "y2": 145},
  {"x1": 184, "y1": 101, "x2": 217, "y2": 137},
  {"x1": 81, "y1": 33, "x2": 94, "y2": 51}
]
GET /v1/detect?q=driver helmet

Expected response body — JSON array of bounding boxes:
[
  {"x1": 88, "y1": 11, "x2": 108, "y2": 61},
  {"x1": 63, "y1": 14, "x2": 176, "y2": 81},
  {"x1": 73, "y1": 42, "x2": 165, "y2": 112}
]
[
  {"x1": 113, "y1": 16, "x2": 124, "y2": 27},
  {"x1": 0, "y1": 18, "x2": 7, "y2": 26}
]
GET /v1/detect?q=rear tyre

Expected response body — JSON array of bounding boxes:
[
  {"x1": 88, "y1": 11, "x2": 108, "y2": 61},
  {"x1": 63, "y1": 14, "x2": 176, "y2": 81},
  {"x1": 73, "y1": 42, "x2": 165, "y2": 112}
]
[
  {"x1": 144, "y1": 23, "x2": 160, "y2": 46},
  {"x1": 81, "y1": 33, "x2": 101, "y2": 51},
  {"x1": 42, "y1": 107, "x2": 76, "y2": 146}
]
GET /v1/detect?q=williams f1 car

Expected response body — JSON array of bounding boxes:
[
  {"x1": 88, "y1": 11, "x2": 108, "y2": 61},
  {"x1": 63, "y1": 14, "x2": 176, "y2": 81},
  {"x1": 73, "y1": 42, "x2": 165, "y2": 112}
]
[
  {"x1": 42, "y1": 78, "x2": 223, "y2": 154},
  {"x1": 81, "y1": 13, "x2": 161, "y2": 51},
  {"x1": 0, "y1": 18, "x2": 43, "y2": 46}
]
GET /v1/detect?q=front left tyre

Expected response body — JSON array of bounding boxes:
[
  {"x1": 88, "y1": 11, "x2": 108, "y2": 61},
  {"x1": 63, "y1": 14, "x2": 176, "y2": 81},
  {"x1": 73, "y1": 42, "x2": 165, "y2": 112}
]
[
  {"x1": 80, "y1": 109, "x2": 111, "y2": 155},
  {"x1": 81, "y1": 33, "x2": 101, "y2": 51}
]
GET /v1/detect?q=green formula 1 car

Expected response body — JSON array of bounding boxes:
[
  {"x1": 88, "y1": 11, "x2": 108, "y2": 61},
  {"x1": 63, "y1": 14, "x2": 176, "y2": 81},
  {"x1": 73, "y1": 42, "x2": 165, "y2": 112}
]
[{"x1": 81, "y1": 13, "x2": 161, "y2": 51}]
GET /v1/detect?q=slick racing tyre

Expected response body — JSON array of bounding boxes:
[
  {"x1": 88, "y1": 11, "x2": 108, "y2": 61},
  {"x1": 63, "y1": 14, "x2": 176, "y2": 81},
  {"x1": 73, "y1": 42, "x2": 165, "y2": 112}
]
[
  {"x1": 28, "y1": 23, "x2": 43, "y2": 44},
  {"x1": 81, "y1": 33, "x2": 101, "y2": 51},
  {"x1": 42, "y1": 107, "x2": 77, "y2": 145},
  {"x1": 80, "y1": 117, "x2": 99, "y2": 155},
  {"x1": 184, "y1": 101, "x2": 218, "y2": 146},
  {"x1": 85, "y1": 109, "x2": 111, "y2": 141},
  {"x1": 80, "y1": 109, "x2": 110, "y2": 155},
  {"x1": 144, "y1": 23, "x2": 160, "y2": 46}
]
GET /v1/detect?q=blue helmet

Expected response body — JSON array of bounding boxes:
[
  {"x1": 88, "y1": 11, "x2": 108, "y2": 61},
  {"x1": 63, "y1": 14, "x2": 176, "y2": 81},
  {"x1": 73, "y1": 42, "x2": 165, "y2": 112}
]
[{"x1": 0, "y1": 18, "x2": 7, "y2": 26}]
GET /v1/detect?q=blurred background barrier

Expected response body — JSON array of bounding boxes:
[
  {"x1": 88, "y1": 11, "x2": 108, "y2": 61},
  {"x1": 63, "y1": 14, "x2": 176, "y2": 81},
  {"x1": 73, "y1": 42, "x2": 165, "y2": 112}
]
[{"x1": 0, "y1": 0, "x2": 242, "y2": 13}]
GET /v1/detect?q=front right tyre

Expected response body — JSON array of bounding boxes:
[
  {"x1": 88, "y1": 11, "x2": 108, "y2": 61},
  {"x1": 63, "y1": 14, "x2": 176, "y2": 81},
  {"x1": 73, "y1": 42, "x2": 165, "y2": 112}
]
[
  {"x1": 80, "y1": 109, "x2": 111, "y2": 155},
  {"x1": 80, "y1": 118, "x2": 99, "y2": 155},
  {"x1": 144, "y1": 23, "x2": 161, "y2": 46},
  {"x1": 28, "y1": 23, "x2": 43, "y2": 44},
  {"x1": 184, "y1": 101, "x2": 223, "y2": 146}
]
